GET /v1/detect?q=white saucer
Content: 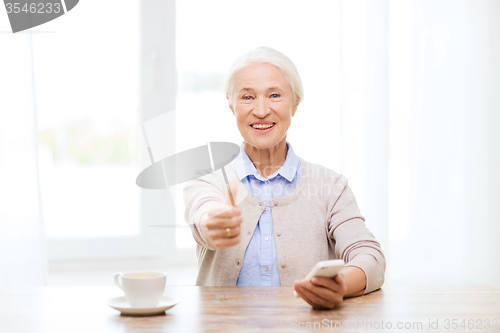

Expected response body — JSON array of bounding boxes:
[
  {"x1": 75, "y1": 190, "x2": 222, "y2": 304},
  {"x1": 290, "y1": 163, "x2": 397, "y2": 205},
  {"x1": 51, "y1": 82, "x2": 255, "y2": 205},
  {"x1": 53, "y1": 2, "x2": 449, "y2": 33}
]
[{"x1": 107, "y1": 295, "x2": 181, "y2": 316}]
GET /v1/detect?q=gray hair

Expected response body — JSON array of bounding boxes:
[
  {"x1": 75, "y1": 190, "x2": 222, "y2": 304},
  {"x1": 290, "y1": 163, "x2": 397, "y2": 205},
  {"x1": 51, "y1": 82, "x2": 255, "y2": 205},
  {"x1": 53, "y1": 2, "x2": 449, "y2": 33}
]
[{"x1": 224, "y1": 47, "x2": 304, "y2": 105}]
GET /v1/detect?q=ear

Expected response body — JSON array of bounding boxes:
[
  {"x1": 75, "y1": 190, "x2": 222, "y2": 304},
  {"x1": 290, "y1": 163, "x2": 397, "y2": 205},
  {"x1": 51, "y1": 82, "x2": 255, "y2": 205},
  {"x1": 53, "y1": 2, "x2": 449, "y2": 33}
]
[
  {"x1": 291, "y1": 98, "x2": 299, "y2": 117},
  {"x1": 227, "y1": 96, "x2": 235, "y2": 115}
]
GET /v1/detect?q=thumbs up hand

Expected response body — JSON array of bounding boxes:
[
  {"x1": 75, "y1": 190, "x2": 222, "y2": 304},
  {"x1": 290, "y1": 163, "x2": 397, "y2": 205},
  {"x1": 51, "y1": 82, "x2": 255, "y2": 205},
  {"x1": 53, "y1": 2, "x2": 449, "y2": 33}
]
[{"x1": 201, "y1": 179, "x2": 243, "y2": 248}]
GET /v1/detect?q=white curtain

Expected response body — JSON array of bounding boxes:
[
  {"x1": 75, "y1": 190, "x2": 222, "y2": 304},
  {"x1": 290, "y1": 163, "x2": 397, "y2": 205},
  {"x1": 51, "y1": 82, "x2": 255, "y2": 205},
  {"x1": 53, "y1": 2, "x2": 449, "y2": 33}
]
[
  {"x1": 340, "y1": 0, "x2": 500, "y2": 285},
  {"x1": 0, "y1": 33, "x2": 47, "y2": 288}
]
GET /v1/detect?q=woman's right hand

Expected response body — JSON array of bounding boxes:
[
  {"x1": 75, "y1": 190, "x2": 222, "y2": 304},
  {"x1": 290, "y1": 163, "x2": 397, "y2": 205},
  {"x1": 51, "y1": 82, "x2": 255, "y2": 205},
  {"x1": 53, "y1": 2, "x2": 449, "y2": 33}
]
[{"x1": 201, "y1": 179, "x2": 242, "y2": 248}]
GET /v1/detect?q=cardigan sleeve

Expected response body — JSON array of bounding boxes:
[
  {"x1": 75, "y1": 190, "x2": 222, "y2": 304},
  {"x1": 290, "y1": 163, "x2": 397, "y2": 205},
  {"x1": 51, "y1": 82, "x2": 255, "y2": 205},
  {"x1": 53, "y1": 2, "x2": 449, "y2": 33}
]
[{"x1": 327, "y1": 175, "x2": 386, "y2": 294}]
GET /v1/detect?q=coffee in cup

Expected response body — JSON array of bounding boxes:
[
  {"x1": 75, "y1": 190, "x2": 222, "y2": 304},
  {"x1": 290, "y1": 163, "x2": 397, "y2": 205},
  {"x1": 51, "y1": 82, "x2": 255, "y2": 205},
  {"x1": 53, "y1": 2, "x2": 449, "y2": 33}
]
[{"x1": 114, "y1": 271, "x2": 166, "y2": 308}]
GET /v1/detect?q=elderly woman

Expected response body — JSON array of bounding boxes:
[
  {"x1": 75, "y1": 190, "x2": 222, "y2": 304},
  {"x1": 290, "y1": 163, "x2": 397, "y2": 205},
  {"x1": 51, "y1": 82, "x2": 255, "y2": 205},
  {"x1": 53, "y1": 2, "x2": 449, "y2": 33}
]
[{"x1": 184, "y1": 47, "x2": 385, "y2": 310}]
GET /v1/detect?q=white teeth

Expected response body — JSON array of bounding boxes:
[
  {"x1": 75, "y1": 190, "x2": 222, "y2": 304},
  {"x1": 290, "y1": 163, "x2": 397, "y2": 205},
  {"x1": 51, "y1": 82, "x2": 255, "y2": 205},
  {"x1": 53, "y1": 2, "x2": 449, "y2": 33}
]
[{"x1": 251, "y1": 123, "x2": 275, "y2": 129}]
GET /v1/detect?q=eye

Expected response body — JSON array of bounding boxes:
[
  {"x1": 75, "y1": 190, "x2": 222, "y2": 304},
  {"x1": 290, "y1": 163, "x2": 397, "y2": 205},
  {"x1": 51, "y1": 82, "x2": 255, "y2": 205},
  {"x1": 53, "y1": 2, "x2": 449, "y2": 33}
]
[
  {"x1": 242, "y1": 95, "x2": 254, "y2": 101},
  {"x1": 270, "y1": 93, "x2": 280, "y2": 99}
]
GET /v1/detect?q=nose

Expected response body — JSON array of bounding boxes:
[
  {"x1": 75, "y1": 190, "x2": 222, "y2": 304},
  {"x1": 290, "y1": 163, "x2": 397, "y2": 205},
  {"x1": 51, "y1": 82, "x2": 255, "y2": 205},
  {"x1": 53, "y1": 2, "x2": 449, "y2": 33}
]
[{"x1": 253, "y1": 97, "x2": 270, "y2": 118}]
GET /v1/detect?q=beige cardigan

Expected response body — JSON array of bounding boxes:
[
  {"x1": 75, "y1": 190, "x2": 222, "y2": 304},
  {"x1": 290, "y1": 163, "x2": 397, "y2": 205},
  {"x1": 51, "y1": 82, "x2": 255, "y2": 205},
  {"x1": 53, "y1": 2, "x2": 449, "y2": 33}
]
[{"x1": 183, "y1": 157, "x2": 386, "y2": 294}]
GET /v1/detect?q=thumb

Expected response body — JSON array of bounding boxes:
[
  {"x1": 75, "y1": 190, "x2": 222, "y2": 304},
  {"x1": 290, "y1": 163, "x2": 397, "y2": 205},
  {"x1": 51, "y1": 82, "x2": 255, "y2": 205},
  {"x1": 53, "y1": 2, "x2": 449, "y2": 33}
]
[{"x1": 225, "y1": 179, "x2": 238, "y2": 207}]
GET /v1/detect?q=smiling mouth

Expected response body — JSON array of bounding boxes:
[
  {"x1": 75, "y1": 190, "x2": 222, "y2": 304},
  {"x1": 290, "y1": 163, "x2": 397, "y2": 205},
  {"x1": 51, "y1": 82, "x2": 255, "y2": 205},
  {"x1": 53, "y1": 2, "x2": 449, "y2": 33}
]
[{"x1": 250, "y1": 123, "x2": 275, "y2": 130}]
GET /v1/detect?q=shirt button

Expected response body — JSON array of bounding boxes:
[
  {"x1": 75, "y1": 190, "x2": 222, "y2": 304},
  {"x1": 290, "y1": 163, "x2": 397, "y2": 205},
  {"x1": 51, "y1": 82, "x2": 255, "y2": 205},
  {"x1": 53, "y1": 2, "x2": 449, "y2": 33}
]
[
  {"x1": 264, "y1": 237, "x2": 268, "y2": 241},
  {"x1": 265, "y1": 181, "x2": 269, "y2": 185},
  {"x1": 247, "y1": 232, "x2": 251, "y2": 236},
  {"x1": 264, "y1": 267, "x2": 269, "y2": 271}
]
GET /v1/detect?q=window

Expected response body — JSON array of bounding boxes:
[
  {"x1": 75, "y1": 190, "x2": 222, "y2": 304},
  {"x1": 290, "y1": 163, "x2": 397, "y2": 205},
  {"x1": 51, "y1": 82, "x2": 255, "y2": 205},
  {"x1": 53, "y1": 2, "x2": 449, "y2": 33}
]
[{"x1": 37, "y1": 0, "x2": 195, "y2": 266}]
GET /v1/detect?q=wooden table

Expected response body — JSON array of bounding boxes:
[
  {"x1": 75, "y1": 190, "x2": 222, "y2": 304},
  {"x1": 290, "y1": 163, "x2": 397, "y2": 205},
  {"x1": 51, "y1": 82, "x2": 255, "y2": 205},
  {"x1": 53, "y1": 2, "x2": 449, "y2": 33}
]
[{"x1": 0, "y1": 285, "x2": 499, "y2": 332}]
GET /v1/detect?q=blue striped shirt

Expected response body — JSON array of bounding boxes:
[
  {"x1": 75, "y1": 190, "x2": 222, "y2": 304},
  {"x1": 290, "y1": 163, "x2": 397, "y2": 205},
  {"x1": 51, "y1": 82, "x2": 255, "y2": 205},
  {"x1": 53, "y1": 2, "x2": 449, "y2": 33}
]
[{"x1": 232, "y1": 141, "x2": 301, "y2": 286}]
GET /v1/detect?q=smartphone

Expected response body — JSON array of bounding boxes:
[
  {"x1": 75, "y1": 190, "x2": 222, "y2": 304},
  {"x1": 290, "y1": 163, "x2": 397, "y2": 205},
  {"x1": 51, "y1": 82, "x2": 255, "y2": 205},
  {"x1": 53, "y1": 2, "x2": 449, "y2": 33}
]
[{"x1": 294, "y1": 259, "x2": 345, "y2": 298}]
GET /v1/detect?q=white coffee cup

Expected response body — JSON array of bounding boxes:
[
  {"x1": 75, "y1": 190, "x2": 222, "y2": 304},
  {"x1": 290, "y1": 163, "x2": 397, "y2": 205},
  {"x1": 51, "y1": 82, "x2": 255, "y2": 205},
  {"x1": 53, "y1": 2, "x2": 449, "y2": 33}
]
[{"x1": 114, "y1": 271, "x2": 167, "y2": 308}]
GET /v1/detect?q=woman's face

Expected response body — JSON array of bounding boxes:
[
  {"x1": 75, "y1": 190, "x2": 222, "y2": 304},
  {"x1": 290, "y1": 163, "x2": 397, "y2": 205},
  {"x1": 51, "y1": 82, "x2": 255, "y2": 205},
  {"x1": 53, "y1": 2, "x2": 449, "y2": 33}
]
[{"x1": 229, "y1": 62, "x2": 298, "y2": 150}]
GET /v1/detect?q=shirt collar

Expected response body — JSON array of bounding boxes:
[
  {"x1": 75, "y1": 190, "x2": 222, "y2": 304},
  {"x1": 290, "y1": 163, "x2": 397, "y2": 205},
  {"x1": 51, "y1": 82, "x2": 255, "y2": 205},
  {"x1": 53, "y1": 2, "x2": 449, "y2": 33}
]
[{"x1": 231, "y1": 141, "x2": 299, "y2": 182}]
